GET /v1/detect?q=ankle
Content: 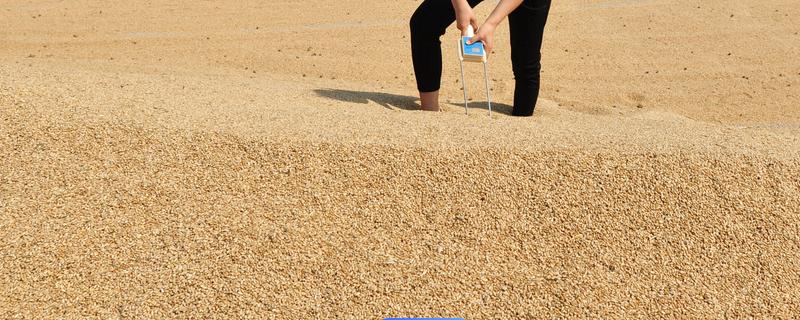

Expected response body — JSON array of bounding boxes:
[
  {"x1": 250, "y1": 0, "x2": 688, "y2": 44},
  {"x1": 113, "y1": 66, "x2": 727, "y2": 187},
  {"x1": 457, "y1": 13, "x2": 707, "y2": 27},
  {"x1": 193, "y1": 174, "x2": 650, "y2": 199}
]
[{"x1": 419, "y1": 91, "x2": 440, "y2": 111}]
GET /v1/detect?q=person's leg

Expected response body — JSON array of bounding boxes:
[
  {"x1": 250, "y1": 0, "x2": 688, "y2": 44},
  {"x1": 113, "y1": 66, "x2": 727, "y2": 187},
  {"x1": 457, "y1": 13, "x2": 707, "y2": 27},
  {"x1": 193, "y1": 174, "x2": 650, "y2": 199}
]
[
  {"x1": 410, "y1": 0, "x2": 482, "y2": 111},
  {"x1": 508, "y1": 0, "x2": 551, "y2": 116},
  {"x1": 419, "y1": 91, "x2": 440, "y2": 111}
]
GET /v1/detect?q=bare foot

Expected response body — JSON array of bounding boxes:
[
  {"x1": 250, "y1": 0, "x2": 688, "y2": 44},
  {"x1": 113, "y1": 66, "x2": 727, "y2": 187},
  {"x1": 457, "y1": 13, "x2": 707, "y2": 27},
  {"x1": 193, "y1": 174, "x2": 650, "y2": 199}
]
[{"x1": 419, "y1": 91, "x2": 440, "y2": 111}]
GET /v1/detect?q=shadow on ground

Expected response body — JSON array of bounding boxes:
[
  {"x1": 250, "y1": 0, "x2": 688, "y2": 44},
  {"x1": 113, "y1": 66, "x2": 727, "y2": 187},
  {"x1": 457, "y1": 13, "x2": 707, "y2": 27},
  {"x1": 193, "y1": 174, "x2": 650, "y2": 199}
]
[
  {"x1": 314, "y1": 89, "x2": 517, "y2": 116},
  {"x1": 448, "y1": 101, "x2": 514, "y2": 116},
  {"x1": 314, "y1": 89, "x2": 420, "y2": 111}
]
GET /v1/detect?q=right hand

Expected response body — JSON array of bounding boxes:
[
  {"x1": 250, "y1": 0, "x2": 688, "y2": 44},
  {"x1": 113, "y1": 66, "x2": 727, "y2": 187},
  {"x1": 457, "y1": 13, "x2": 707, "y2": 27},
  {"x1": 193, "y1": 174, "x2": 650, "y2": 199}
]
[{"x1": 455, "y1": 7, "x2": 478, "y2": 36}]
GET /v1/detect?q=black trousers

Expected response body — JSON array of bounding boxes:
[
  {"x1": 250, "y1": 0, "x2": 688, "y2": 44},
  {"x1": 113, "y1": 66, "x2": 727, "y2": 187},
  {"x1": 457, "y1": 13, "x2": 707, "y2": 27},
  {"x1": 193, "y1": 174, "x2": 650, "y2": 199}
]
[{"x1": 410, "y1": 0, "x2": 551, "y2": 116}]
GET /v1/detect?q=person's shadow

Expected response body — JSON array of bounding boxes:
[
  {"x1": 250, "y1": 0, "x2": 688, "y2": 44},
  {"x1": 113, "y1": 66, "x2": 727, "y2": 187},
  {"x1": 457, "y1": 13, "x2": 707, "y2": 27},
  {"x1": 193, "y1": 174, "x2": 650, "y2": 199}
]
[
  {"x1": 314, "y1": 88, "x2": 514, "y2": 115},
  {"x1": 314, "y1": 89, "x2": 420, "y2": 111},
  {"x1": 447, "y1": 101, "x2": 513, "y2": 115}
]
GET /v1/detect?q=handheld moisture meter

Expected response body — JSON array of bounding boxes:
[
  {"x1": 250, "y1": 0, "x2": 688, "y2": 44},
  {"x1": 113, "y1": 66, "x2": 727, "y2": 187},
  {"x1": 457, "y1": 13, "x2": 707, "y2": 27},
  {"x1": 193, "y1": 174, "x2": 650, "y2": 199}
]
[
  {"x1": 458, "y1": 25, "x2": 493, "y2": 116},
  {"x1": 459, "y1": 26, "x2": 487, "y2": 63}
]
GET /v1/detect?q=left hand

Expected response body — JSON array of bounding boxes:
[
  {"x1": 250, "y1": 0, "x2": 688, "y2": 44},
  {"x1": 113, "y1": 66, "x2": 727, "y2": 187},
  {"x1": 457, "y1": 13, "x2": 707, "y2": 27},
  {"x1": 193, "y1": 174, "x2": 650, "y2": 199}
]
[{"x1": 467, "y1": 21, "x2": 498, "y2": 55}]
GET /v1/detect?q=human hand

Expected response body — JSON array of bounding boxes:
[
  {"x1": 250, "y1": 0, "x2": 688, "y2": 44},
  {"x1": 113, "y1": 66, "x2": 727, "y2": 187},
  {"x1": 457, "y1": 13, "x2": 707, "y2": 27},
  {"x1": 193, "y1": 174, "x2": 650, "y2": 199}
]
[
  {"x1": 468, "y1": 21, "x2": 497, "y2": 54},
  {"x1": 455, "y1": 7, "x2": 479, "y2": 36}
]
